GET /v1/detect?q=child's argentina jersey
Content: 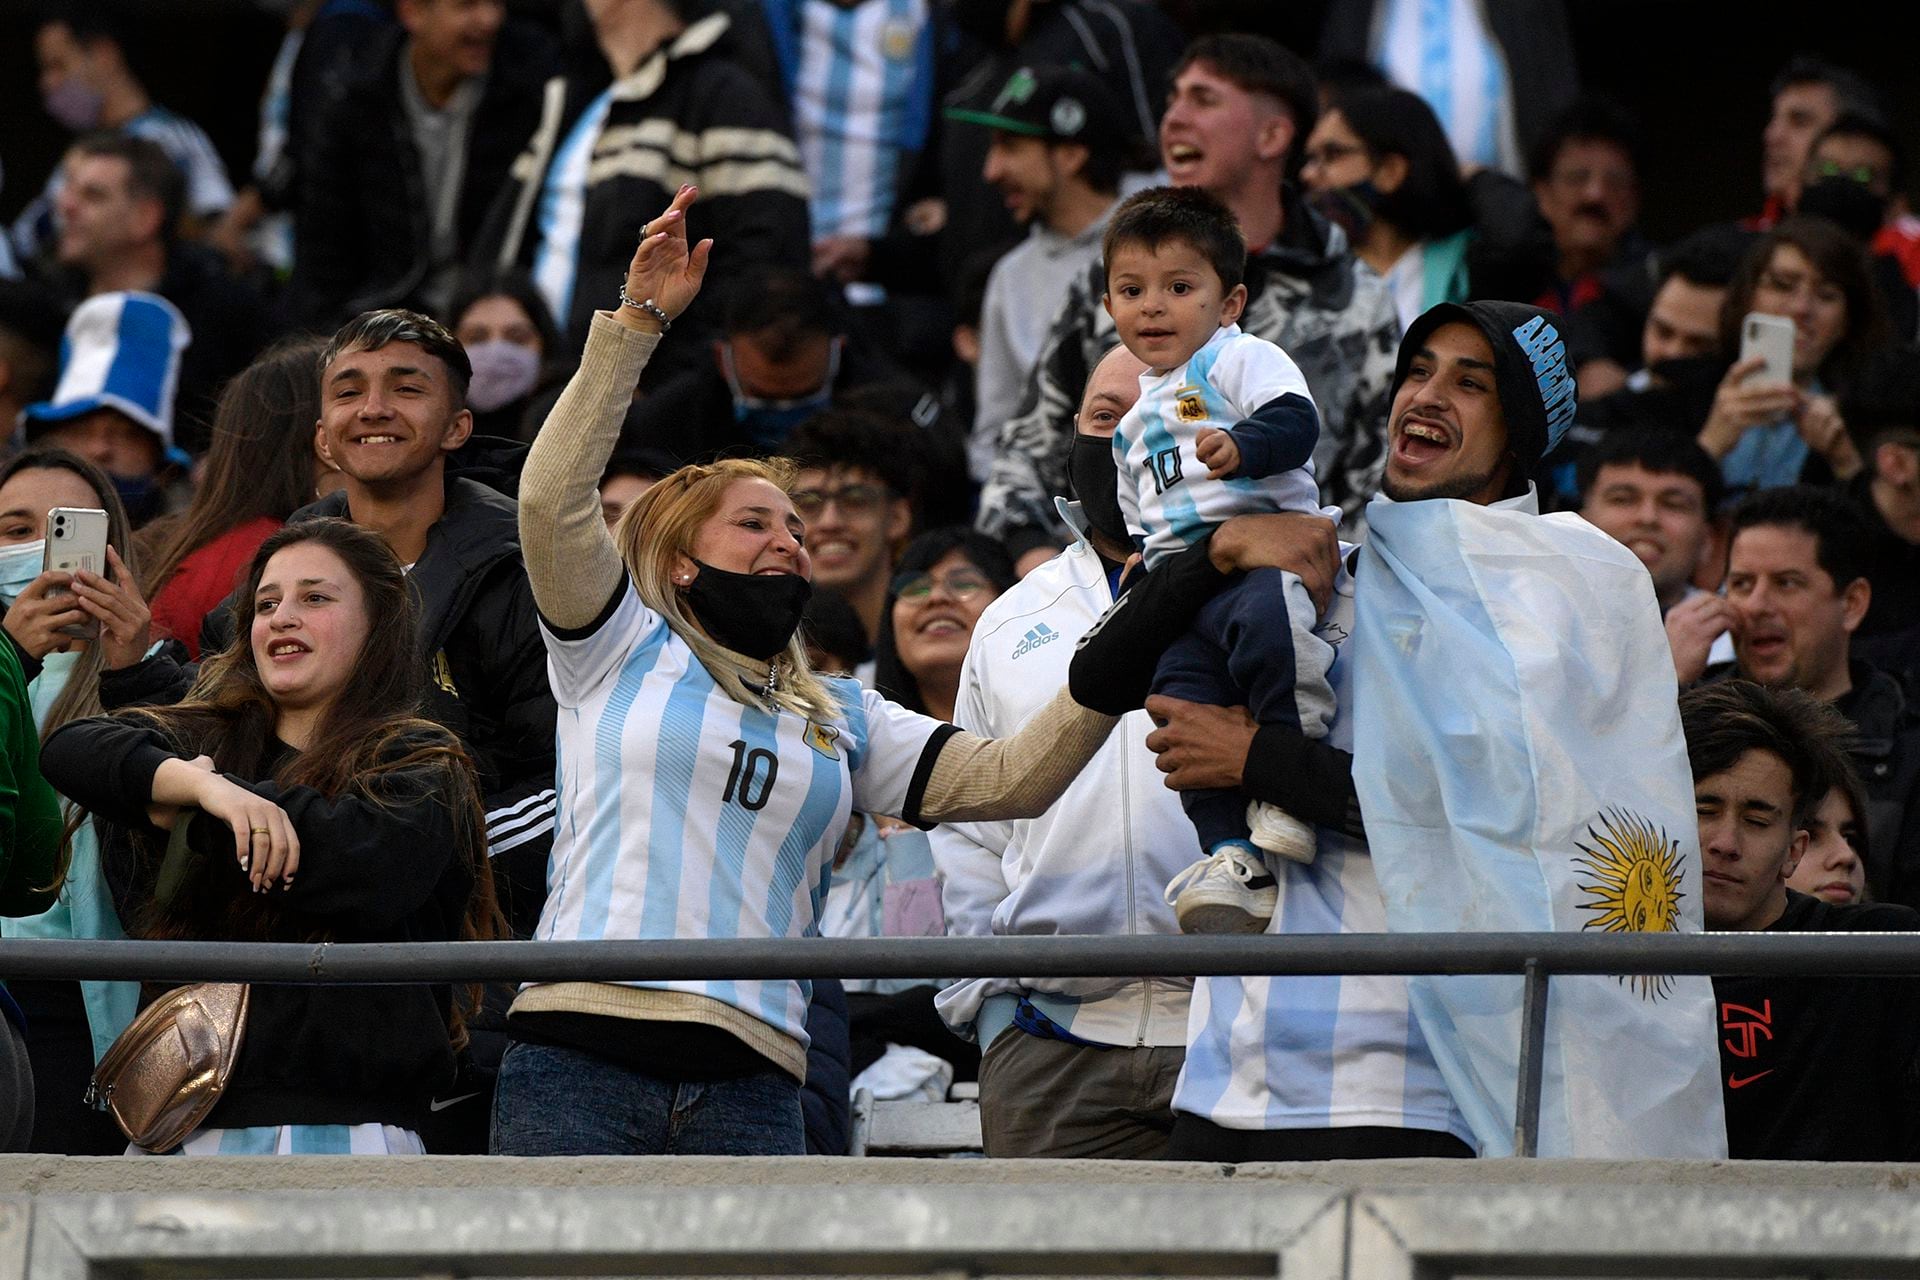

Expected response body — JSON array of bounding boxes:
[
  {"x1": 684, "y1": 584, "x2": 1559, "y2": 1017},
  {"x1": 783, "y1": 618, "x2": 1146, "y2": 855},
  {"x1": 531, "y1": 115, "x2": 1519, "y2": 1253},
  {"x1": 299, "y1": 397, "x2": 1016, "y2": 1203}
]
[
  {"x1": 533, "y1": 584, "x2": 949, "y2": 1053},
  {"x1": 1172, "y1": 555, "x2": 1472, "y2": 1142},
  {"x1": 1113, "y1": 324, "x2": 1322, "y2": 569}
]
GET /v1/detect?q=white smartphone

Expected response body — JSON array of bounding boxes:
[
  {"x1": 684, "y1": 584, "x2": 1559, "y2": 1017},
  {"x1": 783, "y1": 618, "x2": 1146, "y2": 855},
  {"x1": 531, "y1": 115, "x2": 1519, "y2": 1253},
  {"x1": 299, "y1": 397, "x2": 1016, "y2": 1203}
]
[
  {"x1": 43, "y1": 506, "x2": 110, "y2": 639},
  {"x1": 1739, "y1": 312, "x2": 1796, "y2": 386}
]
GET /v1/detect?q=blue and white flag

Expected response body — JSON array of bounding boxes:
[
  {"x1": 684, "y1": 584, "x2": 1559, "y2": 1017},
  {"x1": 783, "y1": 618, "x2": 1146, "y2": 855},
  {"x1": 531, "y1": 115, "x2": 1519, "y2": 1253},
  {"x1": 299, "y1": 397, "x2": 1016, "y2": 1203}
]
[{"x1": 1350, "y1": 491, "x2": 1726, "y2": 1158}]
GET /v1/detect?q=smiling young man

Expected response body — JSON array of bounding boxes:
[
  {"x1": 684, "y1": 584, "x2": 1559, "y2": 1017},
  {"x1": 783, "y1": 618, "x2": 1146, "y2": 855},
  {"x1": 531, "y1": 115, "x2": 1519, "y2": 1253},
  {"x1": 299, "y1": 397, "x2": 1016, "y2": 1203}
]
[
  {"x1": 1574, "y1": 430, "x2": 1732, "y2": 682},
  {"x1": 1712, "y1": 485, "x2": 1920, "y2": 908},
  {"x1": 780, "y1": 411, "x2": 919, "y2": 651},
  {"x1": 1681, "y1": 679, "x2": 1920, "y2": 1161}
]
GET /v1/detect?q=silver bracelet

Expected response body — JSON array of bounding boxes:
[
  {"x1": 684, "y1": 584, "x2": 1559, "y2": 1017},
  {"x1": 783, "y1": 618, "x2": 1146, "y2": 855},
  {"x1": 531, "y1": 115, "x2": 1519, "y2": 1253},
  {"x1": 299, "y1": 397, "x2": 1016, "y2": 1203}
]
[{"x1": 617, "y1": 284, "x2": 672, "y2": 331}]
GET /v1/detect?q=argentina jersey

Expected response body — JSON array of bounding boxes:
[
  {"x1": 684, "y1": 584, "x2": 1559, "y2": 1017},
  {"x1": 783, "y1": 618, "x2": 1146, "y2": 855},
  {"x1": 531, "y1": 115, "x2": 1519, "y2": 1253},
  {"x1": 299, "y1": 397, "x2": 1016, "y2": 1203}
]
[
  {"x1": 532, "y1": 87, "x2": 617, "y2": 329},
  {"x1": 533, "y1": 584, "x2": 944, "y2": 1052},
  {"x1": 794, "y1": 0, "x2": 930, "y2": 241},
  {"x1": 1171, "y1": 560, "x2": 1472, "y2": 1142},
  {"x1": 1113, "y1": 326, "x2": 1323, "y2": 569}
]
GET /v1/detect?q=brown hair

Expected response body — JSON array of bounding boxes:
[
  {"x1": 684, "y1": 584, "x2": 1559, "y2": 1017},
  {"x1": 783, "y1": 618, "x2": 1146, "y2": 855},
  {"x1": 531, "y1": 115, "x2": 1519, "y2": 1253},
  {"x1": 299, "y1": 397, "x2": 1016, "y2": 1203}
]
[
  {"x1": 141, "y1": 335, "x2": 327, "y2": 599},
  {"x1": 0, "y1": 448, "x2": 138, "y2": 741},
  {"x1": 1719, "y1": 217, "x2": 1890, "y2": 391}
]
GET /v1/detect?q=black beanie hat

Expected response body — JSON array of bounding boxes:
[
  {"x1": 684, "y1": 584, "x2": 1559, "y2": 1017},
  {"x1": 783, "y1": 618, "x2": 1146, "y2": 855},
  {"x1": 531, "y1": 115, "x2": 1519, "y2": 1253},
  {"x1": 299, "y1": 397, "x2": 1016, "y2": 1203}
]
[{"x1": 1391, "y1": 301, "x2": 1579, "y2": 483}]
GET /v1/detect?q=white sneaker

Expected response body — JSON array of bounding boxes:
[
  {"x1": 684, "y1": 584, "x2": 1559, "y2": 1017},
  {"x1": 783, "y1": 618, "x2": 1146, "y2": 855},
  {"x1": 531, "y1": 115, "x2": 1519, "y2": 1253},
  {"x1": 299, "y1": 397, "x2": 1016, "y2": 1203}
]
[
  {"x1": 1165, "y1": 845, "x2": 1278, "y2": 935},
  {"x1": 1247, "y1": 801, "x2": 1316, "y2": 864}
]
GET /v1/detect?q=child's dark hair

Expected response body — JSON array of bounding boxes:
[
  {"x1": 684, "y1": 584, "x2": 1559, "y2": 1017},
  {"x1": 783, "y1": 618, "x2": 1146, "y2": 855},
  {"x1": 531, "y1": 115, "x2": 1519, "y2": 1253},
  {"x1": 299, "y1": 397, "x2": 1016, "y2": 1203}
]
[{"x1": 1102, "y1": 186, "x2": 1248, "y2": 295}]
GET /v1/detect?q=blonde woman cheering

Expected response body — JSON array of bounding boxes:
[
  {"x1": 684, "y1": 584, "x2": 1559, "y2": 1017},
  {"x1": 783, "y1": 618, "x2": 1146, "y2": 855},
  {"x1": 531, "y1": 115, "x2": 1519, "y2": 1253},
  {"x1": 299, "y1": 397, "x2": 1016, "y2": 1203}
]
[{"x1": 498, "y1": 187, "x2": 1121, "y2": 1156}]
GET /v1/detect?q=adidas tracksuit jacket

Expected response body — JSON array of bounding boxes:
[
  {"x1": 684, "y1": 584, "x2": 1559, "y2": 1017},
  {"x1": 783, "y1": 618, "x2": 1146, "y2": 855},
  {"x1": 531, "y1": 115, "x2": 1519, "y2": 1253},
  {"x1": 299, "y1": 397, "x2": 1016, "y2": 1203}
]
[{"x1": 931, "y1": 508, "x2": 1197, "y2": 1050}]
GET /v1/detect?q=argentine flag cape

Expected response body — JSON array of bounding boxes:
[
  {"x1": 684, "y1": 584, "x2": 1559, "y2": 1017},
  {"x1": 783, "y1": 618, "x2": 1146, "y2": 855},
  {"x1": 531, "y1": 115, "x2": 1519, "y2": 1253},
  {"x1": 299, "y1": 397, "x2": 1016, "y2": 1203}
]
[{"x1": 1350, "y1": 490, "x2": 1727, "y2": 1158}]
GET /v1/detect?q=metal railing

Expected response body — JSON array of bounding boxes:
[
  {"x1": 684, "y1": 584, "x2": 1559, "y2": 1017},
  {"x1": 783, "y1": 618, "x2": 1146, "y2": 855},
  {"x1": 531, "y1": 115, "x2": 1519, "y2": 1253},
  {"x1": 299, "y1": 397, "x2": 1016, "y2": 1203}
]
[{"x1": 7, "y1": 930, "x2": 1919, "y2": 1157}]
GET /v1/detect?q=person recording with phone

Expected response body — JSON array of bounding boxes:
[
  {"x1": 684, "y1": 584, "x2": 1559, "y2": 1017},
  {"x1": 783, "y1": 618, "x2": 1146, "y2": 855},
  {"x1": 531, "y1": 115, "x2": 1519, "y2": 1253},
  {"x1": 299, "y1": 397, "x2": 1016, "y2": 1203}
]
[
  {"x1": 1698, "y1": 218, "x2": 1889, "y2": 499},
  {"x1": 0, "y1": 449, "x2": 155, "y2": 1154}
]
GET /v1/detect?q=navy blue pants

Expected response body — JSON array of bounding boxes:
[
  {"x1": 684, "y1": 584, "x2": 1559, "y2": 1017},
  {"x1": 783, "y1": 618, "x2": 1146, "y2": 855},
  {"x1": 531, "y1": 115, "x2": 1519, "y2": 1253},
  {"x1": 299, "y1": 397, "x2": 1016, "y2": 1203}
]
[{"x1": 1152, "y1": 568, "x2": 1335, "y2": 851}]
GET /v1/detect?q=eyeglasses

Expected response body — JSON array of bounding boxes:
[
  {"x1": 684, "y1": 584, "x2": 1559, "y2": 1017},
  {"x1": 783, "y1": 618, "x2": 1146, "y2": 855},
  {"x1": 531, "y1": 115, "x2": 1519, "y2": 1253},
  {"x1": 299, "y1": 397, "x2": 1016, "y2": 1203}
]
[
  {"x1": 1301, "y1": 141, "x2": 1366, "y2": 171},
  {"x1": 790, "y1": 483, "x2": 890, "y2": 518},
  {"x1": 892, "y1": 569, "x2": 994, "y2": 601}
]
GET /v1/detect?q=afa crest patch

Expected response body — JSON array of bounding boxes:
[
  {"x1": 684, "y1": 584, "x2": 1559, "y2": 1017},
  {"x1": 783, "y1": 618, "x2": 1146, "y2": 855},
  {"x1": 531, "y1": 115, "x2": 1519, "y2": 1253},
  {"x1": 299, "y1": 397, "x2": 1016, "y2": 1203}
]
[
  {"x1": 1174, "y1": 386, "x2": 1207, "y2": 423},
  {"x1": 805, "y1": 722, "x2": 841, "y2": 760}
]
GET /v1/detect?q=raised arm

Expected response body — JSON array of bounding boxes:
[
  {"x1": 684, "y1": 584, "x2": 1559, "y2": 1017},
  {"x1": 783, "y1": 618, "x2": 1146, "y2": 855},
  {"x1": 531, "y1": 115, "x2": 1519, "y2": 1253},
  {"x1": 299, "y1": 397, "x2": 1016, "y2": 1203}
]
[{"x1": 517, "y1": 186, "x2": 713, "y2": 629}]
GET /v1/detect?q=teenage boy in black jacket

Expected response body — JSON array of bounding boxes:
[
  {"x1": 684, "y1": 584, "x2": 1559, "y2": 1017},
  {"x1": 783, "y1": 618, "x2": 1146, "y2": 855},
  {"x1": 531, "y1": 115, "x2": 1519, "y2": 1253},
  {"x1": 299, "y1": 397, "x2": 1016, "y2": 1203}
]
[{"x1": 1681, "y1": 680, "x2": 1920, "y2": 1162}]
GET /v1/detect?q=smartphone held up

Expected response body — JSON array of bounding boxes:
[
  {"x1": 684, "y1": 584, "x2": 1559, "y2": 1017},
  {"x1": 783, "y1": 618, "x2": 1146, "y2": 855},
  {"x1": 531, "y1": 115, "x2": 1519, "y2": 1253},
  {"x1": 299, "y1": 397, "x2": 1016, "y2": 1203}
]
[{"x1": 44, "y1": 506, "x2": 110, "y2": 640}]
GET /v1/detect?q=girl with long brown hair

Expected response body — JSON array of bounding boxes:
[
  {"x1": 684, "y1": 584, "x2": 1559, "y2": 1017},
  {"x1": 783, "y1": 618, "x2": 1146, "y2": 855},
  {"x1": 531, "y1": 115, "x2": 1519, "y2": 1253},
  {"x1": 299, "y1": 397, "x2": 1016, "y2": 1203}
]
[
  {"x1": 140, "y1": 334, "x2": 333, "y2": 659},
  {"x1": 40, "y1": 518, "x2": 501, "y2": 1155}
]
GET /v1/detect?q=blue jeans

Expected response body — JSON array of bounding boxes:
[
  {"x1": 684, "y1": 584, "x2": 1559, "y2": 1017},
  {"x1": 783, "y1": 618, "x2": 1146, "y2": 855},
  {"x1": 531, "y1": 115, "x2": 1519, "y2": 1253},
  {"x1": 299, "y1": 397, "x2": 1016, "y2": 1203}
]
[{"x1": 490, "y1": 1042, "x2": 805, "y2": 1156}]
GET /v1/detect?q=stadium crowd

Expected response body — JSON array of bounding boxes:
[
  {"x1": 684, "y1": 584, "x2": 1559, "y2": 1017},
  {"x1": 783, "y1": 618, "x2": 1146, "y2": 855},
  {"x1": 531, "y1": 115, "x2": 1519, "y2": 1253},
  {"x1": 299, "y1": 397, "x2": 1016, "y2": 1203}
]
[{"x1": 0, "y1": 0, "x2": 1917, "y2": 1162}]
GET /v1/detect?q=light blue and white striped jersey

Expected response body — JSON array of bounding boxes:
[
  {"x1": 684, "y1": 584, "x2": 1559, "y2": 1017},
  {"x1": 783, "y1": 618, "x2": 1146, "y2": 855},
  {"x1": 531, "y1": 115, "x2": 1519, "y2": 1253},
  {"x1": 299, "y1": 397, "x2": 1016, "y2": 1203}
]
[
  {"x1": 533, "y1": 584, "x2": 947, "y2": 1052},
  {"x1": 792, "y1": 0, "x2": 929, "y2": 241},
  {"x1": 1171, "y1": 551, "x2": 1472, "y2": 1140},
  {"x1": 1374, "y1": 0, "x2": 1520, "y2": 178},
  {"x1": 531, "y1": 87, "x2": 617, "y2": 330},
  {"x1": 1113, "y1": 325, "x2": 1321, "y2": 569}
]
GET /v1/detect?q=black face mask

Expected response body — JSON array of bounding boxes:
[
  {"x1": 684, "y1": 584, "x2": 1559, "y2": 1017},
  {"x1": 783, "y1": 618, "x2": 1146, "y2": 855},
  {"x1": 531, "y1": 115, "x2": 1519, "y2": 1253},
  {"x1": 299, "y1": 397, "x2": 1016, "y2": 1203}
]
[
  {"x1": 1068, "y1": 433, "x2": 1131, "y2": 548},
  {"x1": 683, "y1": 560, "x2": 813, "y2": 660},
  {"x1": 1797, "y1": 176, "x2": 1886, "y2": 242},
  {"x1": 1308, "y1": 180, "x2": 1385, "y2": 244}
]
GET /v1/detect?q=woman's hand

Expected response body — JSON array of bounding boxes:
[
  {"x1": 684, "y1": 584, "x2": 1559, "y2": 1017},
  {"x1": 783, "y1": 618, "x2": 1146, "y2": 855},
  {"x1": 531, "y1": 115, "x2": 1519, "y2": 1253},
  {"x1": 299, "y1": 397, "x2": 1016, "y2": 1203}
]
[
  {"x1": 1697, "y1": 356, "x2": 1801, "y2": 459},
  {"x1": 69, "y1": 547, "x2": 152, "y2": 670},
  {"x1": 1796, "y1": 393, "x2": 1863, "y2": 480},
  {"x1": 2, "y1": 570, "x2": 88, "y2": 659},
  {"x1": 151, "y1": 757, "x2": 301, "y2": 892},
  {"x1": 615, "y1": 185, "x2": 714, "y2": 336}
]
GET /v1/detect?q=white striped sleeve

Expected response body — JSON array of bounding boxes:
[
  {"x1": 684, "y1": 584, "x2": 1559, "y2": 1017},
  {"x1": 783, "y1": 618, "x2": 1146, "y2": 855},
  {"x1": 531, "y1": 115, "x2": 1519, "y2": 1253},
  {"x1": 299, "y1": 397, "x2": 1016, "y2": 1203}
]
[{"x1": 486, "y1": 789, "x2": 558, "y2": 855}]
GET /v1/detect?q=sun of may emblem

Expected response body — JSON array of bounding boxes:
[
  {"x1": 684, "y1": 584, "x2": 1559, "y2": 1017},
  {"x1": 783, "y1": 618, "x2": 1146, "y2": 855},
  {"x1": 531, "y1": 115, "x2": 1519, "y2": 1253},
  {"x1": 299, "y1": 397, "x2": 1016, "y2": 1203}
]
[{"x1": 1572, "y1": 808, "x2": 1686, "y2": 1000}]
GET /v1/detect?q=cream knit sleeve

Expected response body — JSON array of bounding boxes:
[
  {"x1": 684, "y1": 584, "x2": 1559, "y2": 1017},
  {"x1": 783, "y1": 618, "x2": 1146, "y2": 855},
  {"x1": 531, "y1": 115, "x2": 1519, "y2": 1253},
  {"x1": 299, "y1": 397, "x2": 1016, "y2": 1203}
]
[
  {"x1": 517, "y1": 312, "x2": 660, "y2": 630},
  {"x1": 914, "y1": 687, "x2": 1117, "y2": 824}
]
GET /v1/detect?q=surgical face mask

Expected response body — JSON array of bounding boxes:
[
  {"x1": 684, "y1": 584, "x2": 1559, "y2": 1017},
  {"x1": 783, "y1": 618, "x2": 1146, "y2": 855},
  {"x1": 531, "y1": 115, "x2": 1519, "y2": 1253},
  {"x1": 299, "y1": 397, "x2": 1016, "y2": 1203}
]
[
  {"x1": 465, "y1": 340, "x2": 543, "y2": 414},
  {"x1": 0, "y1": 540, "x2": 47, "y2": 609},
  {"x1": 44, "y1": 78, "x2": 105, "y2": 132},
  {"x1": 721, "y1": 339, "x2": 840, "y2": 449}
]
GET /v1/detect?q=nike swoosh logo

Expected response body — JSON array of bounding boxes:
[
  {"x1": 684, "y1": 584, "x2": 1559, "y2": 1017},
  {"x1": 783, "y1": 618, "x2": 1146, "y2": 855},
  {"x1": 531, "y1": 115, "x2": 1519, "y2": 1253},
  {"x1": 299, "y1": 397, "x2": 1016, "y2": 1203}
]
[
  {"x1": 1727, "y1": 1070, "x2": 1774, "y2": 1089},
  {"x1": 428, "y1": 1091, "x2": 484, "y2": 1112}
]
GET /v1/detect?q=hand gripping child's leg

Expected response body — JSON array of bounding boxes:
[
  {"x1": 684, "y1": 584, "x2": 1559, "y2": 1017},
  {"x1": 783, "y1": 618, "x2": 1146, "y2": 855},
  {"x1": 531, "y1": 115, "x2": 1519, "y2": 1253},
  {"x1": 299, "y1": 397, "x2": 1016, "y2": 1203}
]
[{"x1": 1153, "y1": 567, "x2": 1336, "y2": 933}]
